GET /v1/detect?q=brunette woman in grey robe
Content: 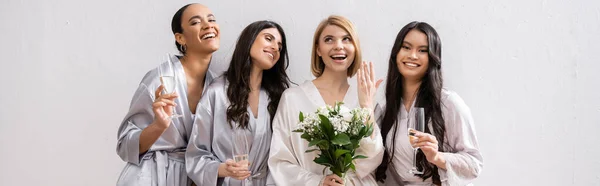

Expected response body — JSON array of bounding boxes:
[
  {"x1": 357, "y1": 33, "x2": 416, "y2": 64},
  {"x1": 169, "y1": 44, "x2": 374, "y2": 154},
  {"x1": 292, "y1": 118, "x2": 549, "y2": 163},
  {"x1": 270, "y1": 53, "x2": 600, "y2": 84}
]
[{"x1": 186, "y1": 20, "x2": 291, "y2": 186}]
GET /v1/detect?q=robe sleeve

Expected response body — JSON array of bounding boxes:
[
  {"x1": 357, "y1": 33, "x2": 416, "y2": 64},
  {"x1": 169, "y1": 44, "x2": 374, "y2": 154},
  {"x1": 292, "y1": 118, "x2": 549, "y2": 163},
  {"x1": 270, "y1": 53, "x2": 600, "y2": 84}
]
[
  {"x1": 116, "y1": 82, "x2": 154, "y2": 165},
  {"x1": 438, "y1": 92, "x2": 484, "y2": 186},
  {"x1": 186, "y1": 89, "x2": 224, "y2": 185},
  {"x1": 268, "y1": 92, "x2": 325, "y2": 186},
  {"x1": 353, "y1": 103, "x2": 384, "y2": 179}
]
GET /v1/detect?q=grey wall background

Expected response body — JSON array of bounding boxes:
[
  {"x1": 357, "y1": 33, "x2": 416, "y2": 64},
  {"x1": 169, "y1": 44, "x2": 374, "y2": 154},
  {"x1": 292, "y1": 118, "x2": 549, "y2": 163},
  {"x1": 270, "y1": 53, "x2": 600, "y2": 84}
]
[{"x1": 1, "y1": 0, "x2": 599, "y2": 185}]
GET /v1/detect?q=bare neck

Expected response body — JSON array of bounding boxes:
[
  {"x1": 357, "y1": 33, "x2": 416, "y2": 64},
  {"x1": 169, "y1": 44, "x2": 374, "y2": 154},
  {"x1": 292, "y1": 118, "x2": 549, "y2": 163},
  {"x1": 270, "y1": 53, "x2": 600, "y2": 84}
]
[
  {"x1": 314, "y1": 68, "x2": 348, "y2": 89},
  {"x1": 313, "y1": 69, "x2": 349, "y2": 105},
  {"x1": 250, "y1": 64, "x2": 263, "y2": 91},
  {"x1": 180, "y1": 53, "x2": 211, "y2": 81},
  {"x1": 402, "y1": 78, "x2": 422, "y2": 111}
]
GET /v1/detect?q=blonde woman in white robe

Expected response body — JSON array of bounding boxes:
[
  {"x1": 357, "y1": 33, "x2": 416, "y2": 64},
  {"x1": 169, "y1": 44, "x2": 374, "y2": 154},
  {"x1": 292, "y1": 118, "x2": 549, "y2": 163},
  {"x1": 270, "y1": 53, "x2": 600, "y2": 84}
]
[{"x1": 268, "y1": 15, "x2": 384, "y2": 186}]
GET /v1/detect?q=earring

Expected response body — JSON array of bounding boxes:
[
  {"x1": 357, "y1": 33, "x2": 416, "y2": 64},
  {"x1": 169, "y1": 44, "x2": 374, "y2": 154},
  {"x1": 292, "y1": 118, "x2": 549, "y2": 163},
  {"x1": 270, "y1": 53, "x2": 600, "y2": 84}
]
[{"x1": 179, "y1": 44, "x2": 187, "y2": 53}]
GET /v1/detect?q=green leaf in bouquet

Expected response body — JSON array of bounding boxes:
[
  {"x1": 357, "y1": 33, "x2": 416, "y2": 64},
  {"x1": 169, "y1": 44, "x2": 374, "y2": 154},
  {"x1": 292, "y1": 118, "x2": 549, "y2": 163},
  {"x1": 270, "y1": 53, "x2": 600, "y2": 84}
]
[
  {"x1": 351, "y1": 139, "x2": 360, "y2": 149},
  {"x1": 334, "y1": 149, "x2": 350, "y2": 159},
  {"x1": 330, "y1": 166, "x2": 343, "y2": 178},
  {"x1": 331, "y1": 133, "x2": 351, "y2": 145},
  {"x1": 299, "y1": 112, "x2": 305, "y2": 122},
  {"x1": 318, "y1": 115, "x2": 335, "y2": 138},
  {"x1": 305, "y1": 148, "x2": 319, "y2": 153},
  {"x1": 349, "y1": 163, "x2": 356, "y2": 172},
  {"x1": 314, "y1": 155, "x2": 333, "y2": 167},
  {"x1": 308, "y1": 139, "x2": 327, "y2": 147},
  {"x1": 292, "y1": 129, "x2": 304, "y2": 133},
  {"x1": 344, "y1": 154, "x2": 353, "y2": 168},
  {"x1": 300, "y1": 133, "x2": 312, "y2": 140},
  {"x1": 318, "y1": 142, "x2": 329, "y2": 150},
  {"x1": 365, "y1": 124, "x2": 374, "y2": 137},
  {"x1": 358, "y1": 125, "x2": 367, "y2": 137},
  {"x1": 353, "y1": 155, "x2": 368, "y2": 159}
]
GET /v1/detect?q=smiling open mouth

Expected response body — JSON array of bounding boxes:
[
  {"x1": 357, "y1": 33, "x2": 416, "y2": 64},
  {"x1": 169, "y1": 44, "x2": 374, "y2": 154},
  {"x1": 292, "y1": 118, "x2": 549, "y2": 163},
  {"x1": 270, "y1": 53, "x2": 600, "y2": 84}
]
[
  {"x1": 331, "y1": 54, "x2": 347, "y2": 61},
  {"x1": 201, "y1": 33, "x2": 216, "y2": 40},
  {"x1": 403, "y1": 62, "x2": 421, "y2": 67}
]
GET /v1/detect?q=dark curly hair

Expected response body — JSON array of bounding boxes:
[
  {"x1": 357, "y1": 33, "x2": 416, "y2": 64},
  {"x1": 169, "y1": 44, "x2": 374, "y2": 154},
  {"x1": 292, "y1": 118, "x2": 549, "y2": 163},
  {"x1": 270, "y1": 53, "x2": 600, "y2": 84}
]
[{"x1": 225, "y1": 20, "x2": 291, "y2": 129}]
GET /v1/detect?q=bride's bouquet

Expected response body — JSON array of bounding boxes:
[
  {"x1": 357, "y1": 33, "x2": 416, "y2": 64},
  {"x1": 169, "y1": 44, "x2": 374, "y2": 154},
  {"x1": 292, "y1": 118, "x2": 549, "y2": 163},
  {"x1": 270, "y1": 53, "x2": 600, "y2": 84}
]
[{"x1": 293, "y1": 102, "x2": 374, "y2": 179}]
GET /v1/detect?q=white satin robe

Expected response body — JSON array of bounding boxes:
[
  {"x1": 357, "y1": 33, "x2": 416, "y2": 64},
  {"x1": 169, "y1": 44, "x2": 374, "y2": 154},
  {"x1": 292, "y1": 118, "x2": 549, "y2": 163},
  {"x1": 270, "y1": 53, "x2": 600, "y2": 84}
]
[
  {"x1": 376, "y1": 89, "x2": 483, "y2": 186},
  {"x1": 268, "y1": 81, "x2": 384, "y2": 186}
]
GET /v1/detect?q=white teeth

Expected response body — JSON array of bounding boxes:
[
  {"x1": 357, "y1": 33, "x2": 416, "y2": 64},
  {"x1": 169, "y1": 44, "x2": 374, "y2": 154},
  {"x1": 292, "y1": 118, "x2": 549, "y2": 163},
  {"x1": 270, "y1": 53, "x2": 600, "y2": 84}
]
[
  {"x1": 266, "y1": 53, "x2": 274, "y2": 59},
  {"x1": 332, "y1": 55, "x2": 346, "y2": 58},
  {"x1": 405, "y1": 62, "x2": 418, "y2": 67},
  {"x1": 201, "y1": 33, "x2": 216, "y2": 39}
]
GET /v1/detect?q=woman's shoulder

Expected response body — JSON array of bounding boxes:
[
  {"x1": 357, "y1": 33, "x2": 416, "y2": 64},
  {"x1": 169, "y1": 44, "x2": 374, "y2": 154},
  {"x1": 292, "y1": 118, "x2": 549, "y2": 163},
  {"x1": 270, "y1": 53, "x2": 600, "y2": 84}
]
[
  {"x1": 137, "y1": 65, "x2": 163, "y2": 91},
  {"x1": 204, "y1": 75, "x2": 227, "y2": 96},
  {"x1": 441, "y1": 88, "x2": 472, "y2": 116},
  {"x1": 281, "y1": 81, "x2": 311, "y2": 98}
]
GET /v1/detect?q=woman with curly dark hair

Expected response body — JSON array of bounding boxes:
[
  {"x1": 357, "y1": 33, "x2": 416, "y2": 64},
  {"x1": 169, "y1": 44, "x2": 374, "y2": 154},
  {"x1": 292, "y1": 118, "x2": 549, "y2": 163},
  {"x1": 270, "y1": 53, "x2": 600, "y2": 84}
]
[{"x1": 186, "y1": 20, "x2": 291, "y2": 186}]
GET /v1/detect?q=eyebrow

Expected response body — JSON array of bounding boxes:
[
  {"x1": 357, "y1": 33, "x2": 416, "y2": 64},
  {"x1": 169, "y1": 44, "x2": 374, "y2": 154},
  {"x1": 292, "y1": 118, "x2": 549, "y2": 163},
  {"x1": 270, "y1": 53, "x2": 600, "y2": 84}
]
[
  {"x1": 264, "y1": 33, "x2": 283, "y2": 46},
  {"x1": 264, "y1": 33, "x2": 278, "y2": 41},
  {"x1": 188, "y1": 15, "x2": 201, "y2": 22},
  {"x1": 402, "y1": 41, "x2": 428, "y2": 48},
  {"x1": 323, "y1": 34, "x2": 350, "y2": 38},
  {"x1": 188, "y1": 14, "x2": 214, "y2": 22}
]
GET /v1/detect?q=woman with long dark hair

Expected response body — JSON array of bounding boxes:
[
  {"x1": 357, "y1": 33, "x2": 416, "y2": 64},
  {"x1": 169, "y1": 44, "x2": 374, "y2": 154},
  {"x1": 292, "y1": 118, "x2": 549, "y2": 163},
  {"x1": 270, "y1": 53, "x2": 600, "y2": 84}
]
[
  {"x1": 116, "y1": 3, "x2": 220, "y2": 186},
  {"x1": 186, "y1": 20, "x2": 291, "y2": 186},
  {"x1": 268, "y1": 15, "x2": 384, "y2": 186},
  {"x1": 375, "y1": 22, "x2": 483, "y2": 186}
]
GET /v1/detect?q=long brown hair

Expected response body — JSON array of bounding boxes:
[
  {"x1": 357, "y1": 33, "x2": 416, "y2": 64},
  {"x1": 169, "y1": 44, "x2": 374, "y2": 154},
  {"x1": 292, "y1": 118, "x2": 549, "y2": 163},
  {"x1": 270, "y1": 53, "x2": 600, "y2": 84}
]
[
  {"x1": 375, "y1": 21, "x2": 449, "y2": 185},
  {"x1": 225, "y1": 20, "x2": 291, "y2": 129}
]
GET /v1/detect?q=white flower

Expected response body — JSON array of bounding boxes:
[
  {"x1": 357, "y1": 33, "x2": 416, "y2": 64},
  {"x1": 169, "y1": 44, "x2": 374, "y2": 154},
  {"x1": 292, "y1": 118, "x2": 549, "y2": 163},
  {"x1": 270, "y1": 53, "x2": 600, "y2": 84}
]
[
  {"x1": 331, "y1": 117, "x2": 349, "y2": 133},
  {"x1": 352, "y1": 108, "x2": 371, "y2": 124},
  {"x1": 317, "y1": 106, "x2": 330, "y2": 116},
  {"x1": 352, "y1": 127, "x2": 360, "y2": 135},
  {"x1": 296, "y1": 113, "x2": 320, "y2": 134},
  {"x1": 339, "y1": 106, "x2": 353, "y2": 122},
  {"x1": 339, "y1": 105, "x2": 350, "y2": 113},
  {"x1": 341, "y1": 112, "x2": 353, "y2": 123}
]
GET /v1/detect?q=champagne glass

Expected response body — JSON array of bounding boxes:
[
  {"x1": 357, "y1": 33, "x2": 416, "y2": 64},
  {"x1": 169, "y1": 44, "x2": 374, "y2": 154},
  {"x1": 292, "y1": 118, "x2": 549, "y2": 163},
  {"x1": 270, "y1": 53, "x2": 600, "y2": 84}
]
[
  {"x1": 158, "y1": 54, "x2": 182, "y2": 118},
  {"x1": 232, "y1": 127, "x2": 251, "y2": 185},
  {"x1": 408, "y1": 107, "x2": 425, "y2": 174}
]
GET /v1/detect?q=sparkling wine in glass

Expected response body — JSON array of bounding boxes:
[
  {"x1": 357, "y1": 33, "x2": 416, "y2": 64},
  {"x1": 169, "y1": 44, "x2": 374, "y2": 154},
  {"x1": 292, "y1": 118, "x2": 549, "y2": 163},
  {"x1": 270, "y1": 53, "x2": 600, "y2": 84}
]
[
  {"x1": 232, "y1": 128, "x2": 250, "y2": 162},
  {"x1": 232, "y1": 127, "x2": 251, "y2": 185},
  {"x1": 158, "y1": 54, "x2": 182, "y2": 118},
  {"x1": 408, "y1": 107, "x2": 425, "y2": 174}
]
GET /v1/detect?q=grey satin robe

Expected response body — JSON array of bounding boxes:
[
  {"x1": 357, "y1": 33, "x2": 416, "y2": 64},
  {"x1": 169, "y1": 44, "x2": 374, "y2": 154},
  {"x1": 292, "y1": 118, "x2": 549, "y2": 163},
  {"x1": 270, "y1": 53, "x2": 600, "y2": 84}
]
[
  {"x1": 376, "y1": 89, "x2": 483, "y2": 186},
  {"x1": 186, "y1": 76, "x2": 274, "y2": 186},
  {"x1": 116, "y1": 54, "x2": 215, "y2": 186}
]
